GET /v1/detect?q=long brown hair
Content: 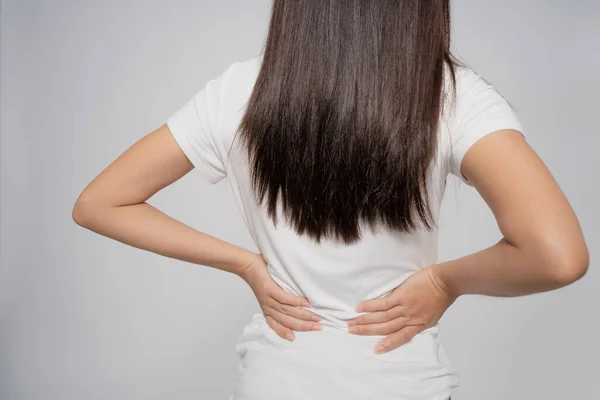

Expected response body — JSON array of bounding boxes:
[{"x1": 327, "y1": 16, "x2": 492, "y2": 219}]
[{"x1": 235, "y1": 0, "x2": 462, "y2": 244}]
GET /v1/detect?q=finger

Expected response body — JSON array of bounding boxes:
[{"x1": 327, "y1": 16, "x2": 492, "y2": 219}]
[
  {"x1": 279, "y1": 303, "x2": 322, "y2": 322},
  {"x1": 269, "y1": 285, "x2": 311, "y2": 308},
  {"x1": 270, "y1": 307, "x2": 322, "y2": 332},
  {"x1": 374, "y1": 325, "x2": 423, "y2": 354},
  {"x1": 348, "y1": 317, "x2": 407, "y2": 336},
  {"x1": 348, "y1": 305, "x2": 404, "y2": 326},
  {"x1": 356, "y1": 294, "x2": 398, "y2": 313},
  {"x1": 265, "y1": 314, "x2": 295, "y2": 341},
  {"x1": 265, "y1": 296, "x2": 316, "y2": 320}
]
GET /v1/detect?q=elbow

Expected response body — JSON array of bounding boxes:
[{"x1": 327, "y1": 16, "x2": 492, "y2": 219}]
[
  {"x1": 546, "y1": 244, "x2": 590, "y2": 286},
  {"x1": 72, "y1": 199, "x2": 89, "y2": 227},
  {"x1": 72, "y1": 195, "x2": 98, "y2": 228}
]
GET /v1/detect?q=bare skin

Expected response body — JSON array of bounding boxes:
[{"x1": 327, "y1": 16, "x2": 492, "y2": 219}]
[{"x1": 73, "y1": 125, "x2": 588, "y2": 352}]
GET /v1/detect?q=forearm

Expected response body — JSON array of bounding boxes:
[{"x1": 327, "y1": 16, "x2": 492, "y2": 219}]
[
  {"x1": 432, "y1": 237, "x2": 581, "y2": 298},
  {"x1": 73, "y1": 201, "x2": 258, "y2": 277}
]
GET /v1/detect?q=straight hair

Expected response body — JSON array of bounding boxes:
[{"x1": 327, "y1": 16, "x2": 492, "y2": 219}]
[{"x1": 235, "y1": 0, "x2": 462, "y2": 244}]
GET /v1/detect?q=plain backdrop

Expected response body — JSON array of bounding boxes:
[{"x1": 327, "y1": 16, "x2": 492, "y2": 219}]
[{"x1": 1, "y1": 1, "x2": 598, "y2": 399}]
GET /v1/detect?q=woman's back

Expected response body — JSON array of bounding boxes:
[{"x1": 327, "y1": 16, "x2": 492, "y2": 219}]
[{"x1": 165, "y1": 54, "x2": 523, "y2": 399}]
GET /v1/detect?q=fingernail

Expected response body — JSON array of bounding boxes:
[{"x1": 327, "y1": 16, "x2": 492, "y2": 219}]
[
  {"x1": 347, "y1": 320, "x2": 357, "y2": 326},
  {"x1": 349, "y1": 328, "x2": 359, "y2": 334},
  {"x1": 286, "y1": 332, "x2": 295, "y2": 341},
  {"x1": 312, "y1": 324, "x2": 321, "y2": 331},
  {"x1": 311, "y1": 315, "x2": 321, "y2": 322},
  {"x1": 302, "y1": 301, "x2": 311, "y2": 307},
  {"x1": 374, "y1": 343, "x2": 387, "y2": 353},
  {"x1": 355, "y1": 306, "x2": 362, "y2": 312}
]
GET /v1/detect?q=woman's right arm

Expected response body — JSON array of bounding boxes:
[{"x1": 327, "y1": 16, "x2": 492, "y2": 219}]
[{"x1": 433, "y1": 128, "x2": 589, "y2": 298}]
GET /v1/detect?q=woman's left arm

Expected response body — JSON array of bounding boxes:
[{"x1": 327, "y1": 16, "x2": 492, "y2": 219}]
[{"x1": 72, "y1": 123, "x2": 258, "y2": 276}]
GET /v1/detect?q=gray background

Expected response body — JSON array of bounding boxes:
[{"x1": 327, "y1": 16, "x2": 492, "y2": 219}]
[{"x1": 1, "y1": 1, "x2": 598, "y2": 399}]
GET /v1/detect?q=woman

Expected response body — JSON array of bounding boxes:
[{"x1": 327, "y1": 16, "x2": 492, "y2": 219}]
[{"x1": 72, "y1": 1, "x2": 588, "y2": 399}]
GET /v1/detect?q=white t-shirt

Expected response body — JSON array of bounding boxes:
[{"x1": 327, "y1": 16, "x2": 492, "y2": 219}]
[{"x1": 166, "y1": 55, "x2": 523, "y2": 400}]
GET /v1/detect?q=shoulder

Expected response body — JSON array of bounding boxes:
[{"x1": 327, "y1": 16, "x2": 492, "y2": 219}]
[
  {"x1": 441, "y1": 64, "x2": 524, "y2": 185},
  {"x1": 448, "y1": 64, "x2": 493, "y2": 104},
  {"x1": 218, "y1": 54, "x2": 262, "y2": 89},
  {"x1": 208, "y1": 55, "x2": 262, "y2": 115},
  {"x1": 445, "y1": 64, "x2": 517, "y2": 128}
]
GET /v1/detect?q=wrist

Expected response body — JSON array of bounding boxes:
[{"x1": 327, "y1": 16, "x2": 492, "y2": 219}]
[
  {"x1": 237, "y1": 252, "x2": 264, "y2": 283},
  {"x1": 430, "y1": 263, "x2": 462, "y2": 300}
]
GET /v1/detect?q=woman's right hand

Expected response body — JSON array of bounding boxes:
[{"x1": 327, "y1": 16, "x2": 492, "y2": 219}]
[{"x1": 239, "y1": 253, "x2": 322, "y2": 341}]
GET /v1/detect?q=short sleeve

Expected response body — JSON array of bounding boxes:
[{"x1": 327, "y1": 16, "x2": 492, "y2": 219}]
[
  {"x1": 166, "y1": 71, "x2": 227, "y2": 184},
  {"x1": 447, "y1": 69, "x2": 524, "y2": 186}
]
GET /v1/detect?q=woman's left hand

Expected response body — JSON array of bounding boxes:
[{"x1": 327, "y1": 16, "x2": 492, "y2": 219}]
[{"x1": 347, "y1": 264, "x2": 458, "y2": 354}]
